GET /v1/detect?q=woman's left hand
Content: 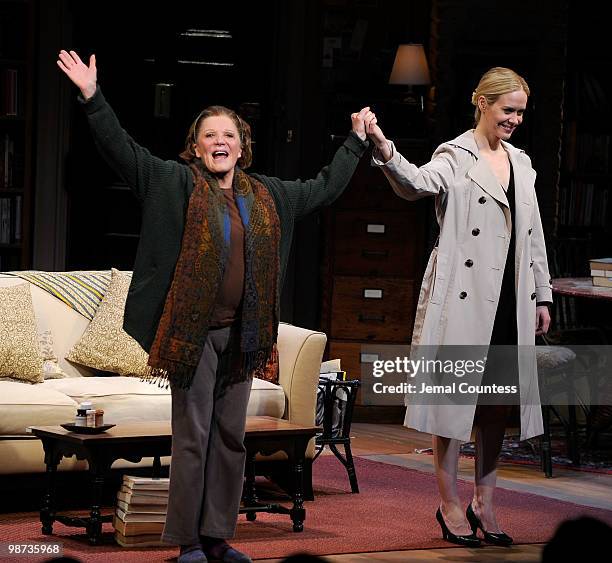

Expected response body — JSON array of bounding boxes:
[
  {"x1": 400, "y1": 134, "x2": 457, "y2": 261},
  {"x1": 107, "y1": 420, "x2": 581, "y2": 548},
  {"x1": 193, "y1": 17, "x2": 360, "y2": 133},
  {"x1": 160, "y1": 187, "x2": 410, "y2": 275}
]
[
  {"x1": 351, "y1": 107, "x2": 375, "y2": 141},
  {"x1": 535, "y1": 305, "x2": 551, "y2": 336}
]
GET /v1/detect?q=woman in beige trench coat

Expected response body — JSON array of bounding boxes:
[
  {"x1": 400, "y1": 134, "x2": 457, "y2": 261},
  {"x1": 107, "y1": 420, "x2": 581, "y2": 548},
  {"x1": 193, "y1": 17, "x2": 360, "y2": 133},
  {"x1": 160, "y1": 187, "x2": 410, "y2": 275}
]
[{"x1": 366, "y1": 68, "x2": 553, "y2": 547}]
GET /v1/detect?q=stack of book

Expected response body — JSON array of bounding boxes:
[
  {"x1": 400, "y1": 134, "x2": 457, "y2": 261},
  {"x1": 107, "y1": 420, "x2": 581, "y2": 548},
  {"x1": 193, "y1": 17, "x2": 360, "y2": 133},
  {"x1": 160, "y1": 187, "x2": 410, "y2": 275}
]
[
  {"x1": 113, "y1": 474, "x2": 169, "y2": 547},
  {"x1": 589, "y1": 258, "x2": 612, "y2": 288}
]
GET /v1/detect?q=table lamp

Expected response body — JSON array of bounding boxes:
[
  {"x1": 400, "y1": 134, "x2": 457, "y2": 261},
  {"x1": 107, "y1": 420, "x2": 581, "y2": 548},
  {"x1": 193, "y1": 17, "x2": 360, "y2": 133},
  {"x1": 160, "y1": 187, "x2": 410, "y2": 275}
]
[{"x1": 388, "y1": 44, "x2": 431, "y2": 111}]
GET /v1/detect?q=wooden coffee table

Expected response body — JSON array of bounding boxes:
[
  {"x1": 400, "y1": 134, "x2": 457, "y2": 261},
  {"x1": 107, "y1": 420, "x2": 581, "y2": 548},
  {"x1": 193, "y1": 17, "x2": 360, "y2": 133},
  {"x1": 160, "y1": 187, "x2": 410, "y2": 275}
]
[
  {"x1": 30, "y1": 421, "x2": 171, "y2": 544},
  {"x1": 30, "y1": 416, "x2": 318, "y2": 543}
]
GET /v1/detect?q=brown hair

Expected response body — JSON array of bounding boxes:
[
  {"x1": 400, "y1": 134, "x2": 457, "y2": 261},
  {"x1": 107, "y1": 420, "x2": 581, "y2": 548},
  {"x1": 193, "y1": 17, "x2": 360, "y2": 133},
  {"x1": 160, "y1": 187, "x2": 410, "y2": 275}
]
[
  {"x1": 471, "y1": 67, "x2": 530, "y2": 125},
  {"x1": 179, "y1": 105, "x2": 253, "y2": 168}
]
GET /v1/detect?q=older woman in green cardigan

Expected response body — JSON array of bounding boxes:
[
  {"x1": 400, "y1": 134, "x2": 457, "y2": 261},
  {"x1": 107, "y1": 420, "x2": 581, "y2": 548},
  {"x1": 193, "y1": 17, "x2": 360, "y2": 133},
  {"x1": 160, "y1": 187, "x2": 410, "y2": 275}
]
[{"x1": 58, "y1": 49, "x2": 372, "y2": 563}]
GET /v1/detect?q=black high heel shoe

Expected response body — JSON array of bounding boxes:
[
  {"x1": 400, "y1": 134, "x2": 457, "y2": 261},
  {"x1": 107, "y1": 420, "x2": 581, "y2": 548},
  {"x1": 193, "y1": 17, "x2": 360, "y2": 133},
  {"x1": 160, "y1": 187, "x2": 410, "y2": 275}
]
[
  {"x1": 435, "y1": 507, "x2": 481, "y2": 547},
  {"x1": 466, "y1": 503, "x2": 513, "y2": 546}
]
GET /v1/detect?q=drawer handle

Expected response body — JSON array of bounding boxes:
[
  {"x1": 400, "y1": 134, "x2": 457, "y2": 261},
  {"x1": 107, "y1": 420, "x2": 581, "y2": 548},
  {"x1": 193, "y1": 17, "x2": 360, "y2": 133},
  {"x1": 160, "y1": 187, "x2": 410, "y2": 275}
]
[
  {"x1": 361, "y1": 249, "x2": 389, "y2": 259},
  {"x1": 359, "y1": 314, "x2": 386, "y2": 323},
  {"x1": 360, "y1": 353, "x2": 379, "y2": 363},
  {"x1": 366, "y1": 224, "x2": 386, "y2": 234},
  {"x1": 363, "y1": 289, "x2": 383, "y2": 299}
]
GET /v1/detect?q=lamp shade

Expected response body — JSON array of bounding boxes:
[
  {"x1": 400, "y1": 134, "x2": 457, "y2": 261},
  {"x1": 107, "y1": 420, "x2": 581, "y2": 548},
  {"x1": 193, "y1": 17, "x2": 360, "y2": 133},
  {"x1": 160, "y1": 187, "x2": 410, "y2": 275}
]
[{"x1": 389, "y1": 44, "x2": 430, "y2": 85}]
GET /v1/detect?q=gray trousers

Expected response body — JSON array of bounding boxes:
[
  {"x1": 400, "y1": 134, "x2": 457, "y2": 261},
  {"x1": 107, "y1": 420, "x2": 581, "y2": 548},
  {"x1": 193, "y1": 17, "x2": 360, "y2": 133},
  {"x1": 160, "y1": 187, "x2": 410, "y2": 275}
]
[{"x1": 162, "y1": 327, "x2": 252, "y2": 545}]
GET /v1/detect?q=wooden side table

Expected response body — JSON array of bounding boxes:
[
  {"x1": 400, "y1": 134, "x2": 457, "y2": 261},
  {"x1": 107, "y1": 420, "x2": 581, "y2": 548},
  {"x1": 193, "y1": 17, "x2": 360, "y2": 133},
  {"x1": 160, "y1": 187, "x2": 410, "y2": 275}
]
[{"x1": 240, "y1": 417, "x2": 319, "y2": 532}]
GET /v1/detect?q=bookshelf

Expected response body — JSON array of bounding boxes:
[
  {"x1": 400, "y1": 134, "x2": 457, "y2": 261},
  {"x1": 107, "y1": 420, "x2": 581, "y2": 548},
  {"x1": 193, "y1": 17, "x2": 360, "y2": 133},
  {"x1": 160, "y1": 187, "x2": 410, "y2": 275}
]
[
  {"x1": 559, "y1": 100, "x2": 611, "y2": 235},
  {"x1": 554, "y1": 77, "x2": 611, "y2": 294},
  {"x1": 557, "y1": 7, "x2": 612, "y2": 265},
  {"x1": 0, "y1": 0, "x2": 34, "y2": 271},
  {"x1": 549, "y1": 8, "x2": 612, "y2": 347}
]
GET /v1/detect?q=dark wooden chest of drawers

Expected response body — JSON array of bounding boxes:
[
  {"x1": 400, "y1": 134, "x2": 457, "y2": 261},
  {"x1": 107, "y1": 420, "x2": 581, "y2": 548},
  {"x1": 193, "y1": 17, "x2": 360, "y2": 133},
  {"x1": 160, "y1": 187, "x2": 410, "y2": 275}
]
[
  {"x1": 331, "y1": 276, "x2": 414, "y2": 341},
  {"x1": 320, "y1": 138, "x2": 431, "y2": 422}
]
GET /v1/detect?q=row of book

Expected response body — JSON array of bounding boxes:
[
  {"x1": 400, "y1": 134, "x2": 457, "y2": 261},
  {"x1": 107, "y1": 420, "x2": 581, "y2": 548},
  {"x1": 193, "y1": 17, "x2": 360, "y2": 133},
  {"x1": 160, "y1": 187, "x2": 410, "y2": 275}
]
[
  {"x1": 0, "y1": 195, "x2": 21, "y2": 244},
  {"x1": 558, "y1": 182, "x2": 608, "y2": 227},
  {"x1": 113, "y1": 474, "x2": 168, "y2": 547},
  {"x1": 564, "y1": 127, "x2": 611, "y2": 174},
  {"x1": 589, "y1": 257, "x2": 612, "y2": 288},
  {"x1": 1, "y1": 67, "x2": 22, "y2": 117},
  {"x1": 1, "y1": 132, "x2": 25, "y2": 188}
]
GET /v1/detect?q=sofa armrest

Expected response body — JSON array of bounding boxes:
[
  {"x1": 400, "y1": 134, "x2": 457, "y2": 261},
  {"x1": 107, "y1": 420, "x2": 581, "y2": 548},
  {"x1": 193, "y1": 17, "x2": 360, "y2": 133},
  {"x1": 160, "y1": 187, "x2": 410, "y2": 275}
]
[{"x1": 277, "y1": 322, "x2": 326, "y2": 428}]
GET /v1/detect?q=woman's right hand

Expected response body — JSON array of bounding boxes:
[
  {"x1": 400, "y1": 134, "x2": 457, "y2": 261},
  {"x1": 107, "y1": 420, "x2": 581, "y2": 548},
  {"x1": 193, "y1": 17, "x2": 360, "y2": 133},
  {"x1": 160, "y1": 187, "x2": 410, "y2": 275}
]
[
  {"x1": 365, "y1": 114, "x2": 392, "y2": 163},
  {"x1": 57, "y1": 50, "x2": 97, "y2": 100}
]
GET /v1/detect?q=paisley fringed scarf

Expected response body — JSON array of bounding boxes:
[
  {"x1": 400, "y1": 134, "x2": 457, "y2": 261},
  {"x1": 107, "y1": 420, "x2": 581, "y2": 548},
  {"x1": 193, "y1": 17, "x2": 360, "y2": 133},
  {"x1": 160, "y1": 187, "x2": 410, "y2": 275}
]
[{"x1": 145, "y1": 163, "x2": 281, "y2": 390}]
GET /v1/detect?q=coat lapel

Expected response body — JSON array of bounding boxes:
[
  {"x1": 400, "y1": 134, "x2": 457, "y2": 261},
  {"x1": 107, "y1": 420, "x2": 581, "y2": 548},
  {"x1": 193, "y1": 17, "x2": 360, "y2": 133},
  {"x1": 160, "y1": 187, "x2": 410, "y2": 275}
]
[
  {"x1": 468, "y1": 158, "x2": 510, "y2": 209},
  {"x1": 448, "y1": 130, "x2": 510, "y2": 209},
  {"x1": 505, "y1": 145, "x2": 535, "y2": 261}
]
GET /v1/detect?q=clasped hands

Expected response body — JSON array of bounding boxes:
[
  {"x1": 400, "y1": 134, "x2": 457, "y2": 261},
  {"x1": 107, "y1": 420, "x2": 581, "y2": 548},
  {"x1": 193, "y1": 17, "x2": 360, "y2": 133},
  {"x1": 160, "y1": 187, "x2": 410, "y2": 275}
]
[{"x1": 350, "y1": 107, "x2": 386, "y2": 146}]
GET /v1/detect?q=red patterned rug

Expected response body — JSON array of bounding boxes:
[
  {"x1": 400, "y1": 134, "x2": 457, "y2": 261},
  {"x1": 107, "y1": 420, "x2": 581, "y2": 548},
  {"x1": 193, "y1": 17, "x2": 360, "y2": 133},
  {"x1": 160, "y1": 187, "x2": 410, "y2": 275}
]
[{"x1": 1, "y1": 456, "x2": 611, "y2": 562}]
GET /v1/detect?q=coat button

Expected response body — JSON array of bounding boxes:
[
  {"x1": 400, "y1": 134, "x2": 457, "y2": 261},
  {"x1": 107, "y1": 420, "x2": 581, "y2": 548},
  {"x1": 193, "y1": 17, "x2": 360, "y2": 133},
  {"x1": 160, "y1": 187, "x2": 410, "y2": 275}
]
[
  {"x1": 478, "y1": 196, "x2": 487, "y2": 204},
  {"x1": 528, "y1": 228, "x2": 533, "y2": 235},
  {"x1": 465, "y1": 259, "x2": 474, "y2": 267},
  {"x1": 191, "y1": 312, "x2": 199, "y2": 322},
  {"x1": 531, "y1": 292, "x2": 536, "y2": 300},
  {"x1": 459, "y1": 291, "x2": 468, "y2": 299},
  {"x1": 472, "y1": 228, "x2": 480, "y2": 236}
]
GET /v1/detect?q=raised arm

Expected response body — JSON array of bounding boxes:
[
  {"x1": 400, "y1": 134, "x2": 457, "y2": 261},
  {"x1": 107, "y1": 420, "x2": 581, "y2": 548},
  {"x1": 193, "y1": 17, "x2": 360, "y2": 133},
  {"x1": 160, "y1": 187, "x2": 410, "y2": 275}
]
[
  {"x1": 57, "y1": 49, "x2": 97, "y2": 100},
  {"x1": 57, "y1": 50, "x2": 184, "y2": 202},
  {"x1": 366, "y1": 117, "x2": 459, "y2": 201},
  {"x1": 265, "y1": 107, "x2": 371, "y2": 218}
]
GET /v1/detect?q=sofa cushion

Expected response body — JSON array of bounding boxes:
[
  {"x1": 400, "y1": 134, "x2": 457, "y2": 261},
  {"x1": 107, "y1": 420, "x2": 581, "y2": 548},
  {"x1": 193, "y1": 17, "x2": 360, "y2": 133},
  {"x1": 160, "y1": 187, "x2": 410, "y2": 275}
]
[
  {"x1": 43, "y1": 375, "x2": 285, "y2": 422},
  {"x1": 247, "y1": 377, "x2": 285, "y2": 418},
  {"x1": 65, "y1": 269, "x2": 149, "y2": 377},
  {"x1": 0, "y1": 283, "x2": 45, "y2": 384},
  {"x1": 39, "y1": 329, "x2": 70, "y2": 379},
  {"x1": 0, "y1": 381, "x2": 78, "y2": 434},
  {"x1": 42, "y1": 377, "x2": 170, "y2": 424}
]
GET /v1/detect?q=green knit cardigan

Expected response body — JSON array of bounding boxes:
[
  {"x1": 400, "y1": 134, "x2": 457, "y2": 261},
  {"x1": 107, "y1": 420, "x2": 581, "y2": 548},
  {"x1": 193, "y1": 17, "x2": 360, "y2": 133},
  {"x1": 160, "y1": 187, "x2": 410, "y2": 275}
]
[{"x1": 81, "y1": 87, "x2": 368, "y2": 352}]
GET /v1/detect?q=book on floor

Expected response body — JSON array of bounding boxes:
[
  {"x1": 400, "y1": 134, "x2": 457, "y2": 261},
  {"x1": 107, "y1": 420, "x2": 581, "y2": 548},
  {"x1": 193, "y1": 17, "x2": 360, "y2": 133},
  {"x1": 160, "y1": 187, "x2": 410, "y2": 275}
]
[
  {"x1": 115, "y1": 507, "x2": 167, "y2": 523},
  {"x1": 116, "y1": 498, "x2": 167, "y2": 514},
  {"x1": 122, "y1": 475, "x2": 169, "y2": 491},
  {"x1": 113, "y1": 515, "x2": 165, "y2": 536},
  {"x1": 117, "y1": 487, "x2": 168, "y2": 505},
  {"x1": 115, "y1": 530, "x2": 165, "y2": 547}
]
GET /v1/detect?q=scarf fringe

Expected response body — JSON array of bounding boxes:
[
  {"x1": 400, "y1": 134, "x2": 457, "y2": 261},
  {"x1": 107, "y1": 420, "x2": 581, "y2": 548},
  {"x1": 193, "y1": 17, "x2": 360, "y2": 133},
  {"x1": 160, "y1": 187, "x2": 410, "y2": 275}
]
[
  {"x1": 243, "y1": 347, "x2": 273, "y2": 376},
  {"x1": 142, "y1": 344, "x2": 275, "y2": 392},
  {"x1": 141, "y1": 363, "x2": 197, "y2": 390},
  {"x1": 140, "y1": 366, "x2": 170, "y2": 389}
]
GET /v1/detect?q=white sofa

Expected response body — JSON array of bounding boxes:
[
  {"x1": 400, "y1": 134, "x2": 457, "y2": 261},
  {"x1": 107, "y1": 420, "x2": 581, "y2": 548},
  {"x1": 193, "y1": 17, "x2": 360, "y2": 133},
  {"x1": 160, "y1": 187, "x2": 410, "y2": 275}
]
[{"x1": 0, "y1": 273, "x2": 326, "y2": 476}]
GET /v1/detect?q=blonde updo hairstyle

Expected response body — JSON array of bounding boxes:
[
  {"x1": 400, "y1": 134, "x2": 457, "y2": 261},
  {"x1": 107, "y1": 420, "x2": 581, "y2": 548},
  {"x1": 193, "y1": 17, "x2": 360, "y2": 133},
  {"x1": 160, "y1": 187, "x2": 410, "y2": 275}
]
[
  {"x1": 179, "y1": 105, "x2": 253, "y2": 169},
  {"x1": 471, "y1": 67, "x2": 530, "y2": 126}
]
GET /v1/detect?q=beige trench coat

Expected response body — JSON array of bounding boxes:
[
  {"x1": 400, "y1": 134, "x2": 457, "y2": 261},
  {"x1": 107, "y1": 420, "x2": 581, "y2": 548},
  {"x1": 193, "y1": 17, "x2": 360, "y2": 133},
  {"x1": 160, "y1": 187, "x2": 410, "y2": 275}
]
[{"x1": 373, "y1": 130, "x2": 553, "y2": 441}]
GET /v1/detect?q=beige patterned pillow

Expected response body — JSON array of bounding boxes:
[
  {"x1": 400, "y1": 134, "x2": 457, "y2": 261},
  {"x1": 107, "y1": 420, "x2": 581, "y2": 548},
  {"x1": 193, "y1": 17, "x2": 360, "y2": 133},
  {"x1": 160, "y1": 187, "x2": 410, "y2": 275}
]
[
  {"x1": 0, "y1": 283, "x2": 44, "y2": 384},
  {"x1": 66, "y1": 268, "x2": 149, "y2": 377},
  {"x1": 39, "y1": 330, "x2": 70, "y2": 379}
]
